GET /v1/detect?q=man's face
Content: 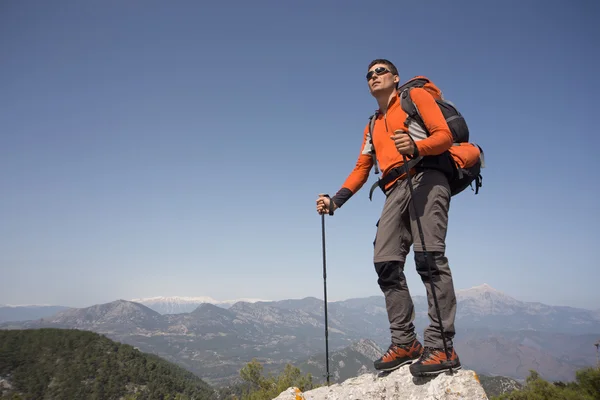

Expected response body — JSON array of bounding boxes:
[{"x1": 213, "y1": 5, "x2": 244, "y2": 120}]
[{"x1": 366, "y1": 63, "x2": 398, "y2": 95}]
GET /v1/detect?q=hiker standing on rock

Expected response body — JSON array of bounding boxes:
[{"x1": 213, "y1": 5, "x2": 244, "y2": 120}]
[{"x1": 316, "y1": 59, "x2": 462, "y2": 377}]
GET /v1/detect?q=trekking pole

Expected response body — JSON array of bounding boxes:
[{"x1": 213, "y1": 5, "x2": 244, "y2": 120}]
[
  {"x1": 401, "y1": 141, "x2": 453, "y2": 374},
  {"x1": 319, "y1": 195, "x2": 331, "y2": 385}
]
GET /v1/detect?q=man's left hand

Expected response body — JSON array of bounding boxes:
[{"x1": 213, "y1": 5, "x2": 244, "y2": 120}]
[{"x1": 391, "y1": 130, "x2": 417, "y2": 156}]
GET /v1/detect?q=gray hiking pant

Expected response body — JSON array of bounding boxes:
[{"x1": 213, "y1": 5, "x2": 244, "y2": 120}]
[{"x1": 373, "y1": 169, "x2": 457, "y2": 349}]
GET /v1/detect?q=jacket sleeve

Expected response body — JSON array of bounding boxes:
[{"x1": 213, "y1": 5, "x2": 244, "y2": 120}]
[
  {"x1": 331, "y1": 124, "x2": 373, "y2": 208},
  {"x1": 410, "y1": 88, "x2": 453, "y2": 156}
]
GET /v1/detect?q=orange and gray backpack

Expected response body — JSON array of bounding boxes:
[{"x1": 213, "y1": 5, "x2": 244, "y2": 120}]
[{"x1": 368, "y1": 76, "x2": 484, "y2": 200}]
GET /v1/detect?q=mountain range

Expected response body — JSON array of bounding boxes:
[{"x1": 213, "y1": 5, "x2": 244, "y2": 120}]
[
  {"x1": 129, "y1": 296, "x2": 267, "y2": 314},
  {"x1": 1, "y1": 284, "x2": 598, "y2": 388}
]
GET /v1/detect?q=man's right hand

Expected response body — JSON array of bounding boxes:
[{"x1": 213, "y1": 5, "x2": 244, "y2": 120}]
[{"x1": 316, "y1": 194, "x2": 335, "y2": 215}]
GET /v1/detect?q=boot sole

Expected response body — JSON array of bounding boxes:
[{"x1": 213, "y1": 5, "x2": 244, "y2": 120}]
[
  {"x1": 374, "y1": 358, "x2": 416, "y2": 372},
  {"x1": 410, "y1": 364, "x2": 462, "y2": 377}
]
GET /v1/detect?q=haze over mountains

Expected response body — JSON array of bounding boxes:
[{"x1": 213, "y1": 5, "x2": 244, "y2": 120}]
[
  {"x1": 0, "y1": 305, "x2": 69, "y2": 323},
  {"x1": 1, "y1": 284, "x2": 598, "y2": 388}
]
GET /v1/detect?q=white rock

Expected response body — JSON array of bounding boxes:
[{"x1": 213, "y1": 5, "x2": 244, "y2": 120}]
[{"x1": 272, "y1": 366, "x2": 488, "y2": 400}]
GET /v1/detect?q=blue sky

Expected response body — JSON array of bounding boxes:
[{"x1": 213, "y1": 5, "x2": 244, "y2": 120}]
[{"x1": 1, "y1": 0, "x2": 599, "y2": 310}]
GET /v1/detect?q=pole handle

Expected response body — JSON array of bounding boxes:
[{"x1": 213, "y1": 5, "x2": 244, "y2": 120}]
[{"x1": 318, "y1": 193, "x2": 334, "y2": 216}]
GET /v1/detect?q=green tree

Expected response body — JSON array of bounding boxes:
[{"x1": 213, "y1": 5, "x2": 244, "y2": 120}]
[
  {"x1": 492, "y1": 368, "x2": 600, "y2": 400},
  {"x1": 238, "y1": 359, "x2": 318, "y2": 400},
  {"x1": 240, "y1": 359, "x2": 269, "y2": 392},
  {"x1": 576, "y1": 367, "x2": 600, "y2": 398}
]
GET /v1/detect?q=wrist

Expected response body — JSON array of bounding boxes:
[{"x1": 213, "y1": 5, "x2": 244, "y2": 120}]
[
  {"x1": 329, "y1": 199, "x2": 337, "y2": 215},
  {"x1": 413, "y1": 142, "x2": 420, "y2": 157}
]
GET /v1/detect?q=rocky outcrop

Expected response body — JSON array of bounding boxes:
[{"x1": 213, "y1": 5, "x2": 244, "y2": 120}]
[{"x1": 273, "y1": 365, "x2": 488, "y2": 399}]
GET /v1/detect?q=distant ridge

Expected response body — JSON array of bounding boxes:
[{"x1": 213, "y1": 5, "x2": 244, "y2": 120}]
[
  {"x1": 131, "y1": 295, "x2": 269, "y2": 304},
  {"x1": 130, "y1": 295, "x2": 270, "y2": 314},
  {"x1": 3, "y1": 284, "x2": 595, "y2": 312},
  {"x1": 0, "y1": 305, "x2": 70, "y2": 323}
]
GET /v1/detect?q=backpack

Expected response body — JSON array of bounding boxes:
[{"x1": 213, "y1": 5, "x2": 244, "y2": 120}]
[{"x1": 367, "y1": 76, "x2": 484, "y2": 200}]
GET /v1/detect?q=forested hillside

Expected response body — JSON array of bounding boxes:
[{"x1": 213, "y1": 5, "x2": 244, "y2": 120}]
[{"x1": 0, "y1": 328, "x2": 215, "y2": 400}]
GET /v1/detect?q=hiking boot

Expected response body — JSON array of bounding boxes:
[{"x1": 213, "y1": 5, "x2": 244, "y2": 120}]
[
  {"x1": 409, "y1": 346, "x2": 462, "y2": 377},
  {"x1": 373, "y1": 338, "x2": 423, "y2": 371}
]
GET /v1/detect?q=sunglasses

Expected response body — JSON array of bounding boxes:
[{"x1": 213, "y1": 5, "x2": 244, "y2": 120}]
[{"x1": 366, "y1": 67, "x2": 391, "y2": 80}]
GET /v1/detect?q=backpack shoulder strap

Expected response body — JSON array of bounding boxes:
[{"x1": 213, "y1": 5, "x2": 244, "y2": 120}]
[
  {"x1": 367, "y1": 112, "x2": 380, "y2": 175},
  {"x1": 397, "y1": 76, "x2": 432, "y2": 127},
  {"x1": 400, "y1": 88, "x2": 420, "y2": 121}
]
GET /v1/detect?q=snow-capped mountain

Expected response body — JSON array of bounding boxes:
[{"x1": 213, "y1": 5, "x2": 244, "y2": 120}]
[
  {"x1": 455, "y1": 283, "x2": 600, "y2": 332},
  {"x1": 130, "y1": 295, "x2": 269, "y2": 314},
  {"x1": 456, "y1": 283, "x2": 523, "y2": 315}
]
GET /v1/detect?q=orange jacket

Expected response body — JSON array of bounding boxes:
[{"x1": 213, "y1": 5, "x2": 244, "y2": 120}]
[{"x1": 331, "y1": 88, "x2": 453, "y2": 208}]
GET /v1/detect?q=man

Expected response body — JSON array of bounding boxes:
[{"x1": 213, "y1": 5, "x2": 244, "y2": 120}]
[{"x1": 315, "y1": 59, "x2": 461, "y2": 377}]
